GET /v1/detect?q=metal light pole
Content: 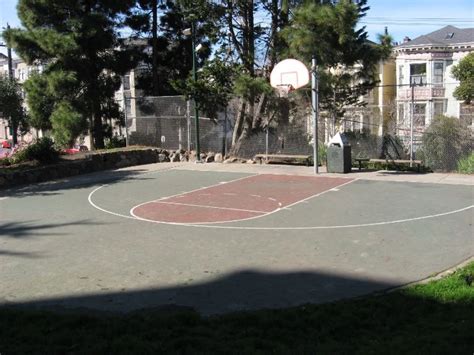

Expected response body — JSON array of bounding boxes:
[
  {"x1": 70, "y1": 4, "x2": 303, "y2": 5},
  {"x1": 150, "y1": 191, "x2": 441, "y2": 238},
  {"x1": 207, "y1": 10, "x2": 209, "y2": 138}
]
[
  {"x1": 191, "y1": 21, "x2": 201, "y2": 162},
  {"x1": 312, "y1": 56, "x2": 319, "y2": 174},
  {"x1": 410, "y1": 81, "x2": 415, "y2": 168}
]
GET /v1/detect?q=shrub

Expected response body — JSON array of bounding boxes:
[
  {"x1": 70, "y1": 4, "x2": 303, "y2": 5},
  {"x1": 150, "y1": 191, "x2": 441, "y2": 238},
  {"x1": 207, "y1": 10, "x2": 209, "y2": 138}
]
[
  {"x1": 105, "y1": 135, "x2": 126, "y2": 149},
  {"x1": 421, "y1": 115, "x2": 472, "y2": 171},
  {"x1": 318, "y1": 143, "x2": 327, "y2": 166},
  {"x1": 11, "y1": 137, "x2": 59, "y2": 164},
  {"x1": 457, "y1": 153, "x2": 474, "y2": 174}
]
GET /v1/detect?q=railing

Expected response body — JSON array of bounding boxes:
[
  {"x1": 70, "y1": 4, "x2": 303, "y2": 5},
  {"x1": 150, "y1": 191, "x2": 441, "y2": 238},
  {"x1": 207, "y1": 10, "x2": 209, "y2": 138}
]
[{"x1": 397, "y1": 87, "x2": 445, "y2": 100}]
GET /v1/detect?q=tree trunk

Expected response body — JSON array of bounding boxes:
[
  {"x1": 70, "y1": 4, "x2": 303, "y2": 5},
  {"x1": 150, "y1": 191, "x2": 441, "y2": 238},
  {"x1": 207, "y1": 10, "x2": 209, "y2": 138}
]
[
  {"x1": 232, "y1": 100, "x2": 246, "y2": 146},
  {"x1": 93, "y1": 112, "x2": 105, "y2": 149},
  {"x1": 252, "y1": 93, "x2": 266, "y2": 129},
  {"x1": 11, "y1": 119, "x2": 18, "y2": 146},
  {"x1": 151, "y1": 0, "x2": 159, "y2": 96}
]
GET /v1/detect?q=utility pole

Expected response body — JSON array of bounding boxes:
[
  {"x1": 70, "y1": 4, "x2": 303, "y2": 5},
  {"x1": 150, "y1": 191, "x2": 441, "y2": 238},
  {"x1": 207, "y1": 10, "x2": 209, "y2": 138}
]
[
  {"x1": 312, "y1": 56, "x2": 319, "y2": 174},
  {"x1": 410, "y1": 81, "x2": 414, "y2": 168},
  {"x1": 191, "y1": 21, "x2": 201, "y2": 162},
  {"x1": 6, "y1": 24, "x2": 13, "y2": 80}
]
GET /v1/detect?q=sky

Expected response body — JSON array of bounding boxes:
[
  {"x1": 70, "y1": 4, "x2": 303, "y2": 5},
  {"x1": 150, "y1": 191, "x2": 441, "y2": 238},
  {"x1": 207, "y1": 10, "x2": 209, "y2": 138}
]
[{"x1": 1, "y1": 0, "x2": 473, "y2": 57}]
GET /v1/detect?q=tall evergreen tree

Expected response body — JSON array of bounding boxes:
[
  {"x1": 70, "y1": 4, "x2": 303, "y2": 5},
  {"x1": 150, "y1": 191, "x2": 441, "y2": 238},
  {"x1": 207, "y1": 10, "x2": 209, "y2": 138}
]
[
  {"x1": 282, "y1": 0, "x2": 392, "y2": 131},
  {"x1": 127, "y1": 0, "x2": 221, "y2": 96},
  {"x1": 4, "y1": 0, "x2": 140, "y2": 149}
]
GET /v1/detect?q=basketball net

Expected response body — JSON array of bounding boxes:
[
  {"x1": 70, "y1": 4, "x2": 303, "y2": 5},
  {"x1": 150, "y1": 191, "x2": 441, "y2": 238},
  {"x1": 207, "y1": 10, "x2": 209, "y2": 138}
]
[{"x1": 276, "y1": 84, "x2": 294, "y2": 98}]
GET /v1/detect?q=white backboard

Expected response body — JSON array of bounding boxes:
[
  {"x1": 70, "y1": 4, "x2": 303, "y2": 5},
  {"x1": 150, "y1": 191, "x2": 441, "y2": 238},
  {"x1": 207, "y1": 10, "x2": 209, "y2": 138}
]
[{"x1": 270, "y1": 59, "x2": 310, "y2": 90}]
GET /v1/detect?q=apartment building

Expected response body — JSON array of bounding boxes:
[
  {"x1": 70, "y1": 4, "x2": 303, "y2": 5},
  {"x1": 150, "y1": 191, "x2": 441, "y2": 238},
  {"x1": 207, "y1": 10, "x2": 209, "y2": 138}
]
[{"x1": 394, "y1": 25, "x2": 473, "y2": 145}]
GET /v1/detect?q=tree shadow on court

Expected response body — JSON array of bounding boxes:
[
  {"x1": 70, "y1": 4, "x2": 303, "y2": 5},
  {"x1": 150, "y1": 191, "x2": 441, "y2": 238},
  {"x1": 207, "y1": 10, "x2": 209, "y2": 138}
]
[
  {"x1": 0, "y1": 168, "x2": 155, "y2": 199},
  {"x1": 0, "y1": 220, "x2": 103, "y2": 259},
  {"x1": 1, "y1": 267, "x2": 473, "y2": 353},
  {"x1": 0, "y1": 220, "x2": 101, "y2": 239},
  {"x1": 0, "y1": 249, "x2": 43, "y2": 258}
]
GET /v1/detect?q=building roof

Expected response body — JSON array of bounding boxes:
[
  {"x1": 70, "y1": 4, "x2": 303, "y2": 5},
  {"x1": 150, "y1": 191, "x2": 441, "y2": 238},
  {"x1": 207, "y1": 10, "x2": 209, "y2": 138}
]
[{"x1": 397, "y1": 25, "x2": 474, "y2": 48}]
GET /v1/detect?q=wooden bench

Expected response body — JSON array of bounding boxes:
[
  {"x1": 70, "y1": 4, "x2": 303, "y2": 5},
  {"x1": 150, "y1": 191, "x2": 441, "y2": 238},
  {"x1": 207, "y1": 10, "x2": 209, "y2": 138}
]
[
  {"x1": 357, "y1": 158, "x2": 424, "y2": 172},
  {"x1": 354, "y1": 158, "x2": 370, "y2": 171},
  {"x1": 254, "y1": 154, "x2": 312, "y2": 167}
]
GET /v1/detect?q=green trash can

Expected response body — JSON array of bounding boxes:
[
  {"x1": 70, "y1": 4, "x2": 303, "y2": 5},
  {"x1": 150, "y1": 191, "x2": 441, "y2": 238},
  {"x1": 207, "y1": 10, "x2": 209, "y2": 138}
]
[{"x1": 326, "y1": 133, "x2": 352, "y2": 173}]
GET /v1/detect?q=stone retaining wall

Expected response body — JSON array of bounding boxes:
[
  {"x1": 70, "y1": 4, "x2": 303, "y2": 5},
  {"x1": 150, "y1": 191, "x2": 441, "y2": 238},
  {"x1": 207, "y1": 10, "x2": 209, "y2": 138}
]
[{"x1": 0, "y1": 148, "x2": 163, "y2": 189}]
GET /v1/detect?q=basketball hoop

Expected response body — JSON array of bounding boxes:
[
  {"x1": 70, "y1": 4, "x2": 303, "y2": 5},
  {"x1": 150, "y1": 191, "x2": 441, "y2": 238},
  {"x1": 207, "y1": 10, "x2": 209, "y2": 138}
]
[
  {"x1": 276, "y1": 84, "x2": 294, "y2": 98},
  {"x1": 270, "y1": 59, "x2": 310, "y2": 92}
]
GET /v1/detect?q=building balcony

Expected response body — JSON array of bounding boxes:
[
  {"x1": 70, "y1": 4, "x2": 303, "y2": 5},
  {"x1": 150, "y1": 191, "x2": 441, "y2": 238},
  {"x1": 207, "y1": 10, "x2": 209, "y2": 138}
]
[{"x1": 397, "y1": 87, "x2": 445, "y2": 100}]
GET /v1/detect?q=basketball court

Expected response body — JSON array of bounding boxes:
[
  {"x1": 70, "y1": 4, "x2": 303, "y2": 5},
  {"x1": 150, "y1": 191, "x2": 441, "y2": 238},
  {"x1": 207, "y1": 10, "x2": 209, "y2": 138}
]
[{"x1": 1, "y1": 163, "x2": 472, "y2": 315}]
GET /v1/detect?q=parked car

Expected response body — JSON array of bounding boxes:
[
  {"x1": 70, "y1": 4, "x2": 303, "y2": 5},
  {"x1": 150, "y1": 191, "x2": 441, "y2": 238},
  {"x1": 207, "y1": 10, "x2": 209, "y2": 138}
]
[
  {"x1": 63, "y1": 145, "x2": 89, "y2": 155},
  {"x1": 2, "y1": 140, "x2": 11, "y2": 149}
]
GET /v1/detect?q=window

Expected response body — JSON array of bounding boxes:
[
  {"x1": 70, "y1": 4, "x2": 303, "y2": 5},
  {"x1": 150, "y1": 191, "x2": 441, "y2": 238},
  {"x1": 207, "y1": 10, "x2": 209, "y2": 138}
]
[
  {"x1": 124, "y1": 92, "x2": 132, "y2": 116},
  {"x1": 410, "y1": 63, "x2": 426, "y2": 85},
  {"x1": 398, "y1": 104, "x2": 405, "y2": 125},
  {"x1": 433, "y1": 62, "x2": 444, "y2": 85},
  {"x1": 460, "y1": 103, "x2": 473, "y2": 126},
  {"x1": 413, "y1": 103, "x2": 426, "y2": 126},
  {"x1": 122, "y1": 75, "x2": 130, "y2": 91},
  {"x1": 398, "y1": 65, "x2": 404, "y2": 85},
  {"x1": 433, "y1": 101, "x2": 445, "y2": 117}
]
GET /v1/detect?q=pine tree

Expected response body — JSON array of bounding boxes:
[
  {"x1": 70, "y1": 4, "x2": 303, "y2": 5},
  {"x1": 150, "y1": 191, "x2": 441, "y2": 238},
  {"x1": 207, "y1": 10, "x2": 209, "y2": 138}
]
[
  {"x1": 127, "y1": 0, "x2": 221, "y2": 96},
  {"x1": 282, "y1": 0, "x2": 392, "y2": 131},
  {"x1": 4, "y1": 0, "x2": 140, "y2": 149}
]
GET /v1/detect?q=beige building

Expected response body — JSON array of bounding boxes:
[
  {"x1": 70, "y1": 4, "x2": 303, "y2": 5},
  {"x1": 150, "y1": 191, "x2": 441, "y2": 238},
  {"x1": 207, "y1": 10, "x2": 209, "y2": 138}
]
[{"x1": 394, "y1": 25, "x2": 474, "y2": 148}]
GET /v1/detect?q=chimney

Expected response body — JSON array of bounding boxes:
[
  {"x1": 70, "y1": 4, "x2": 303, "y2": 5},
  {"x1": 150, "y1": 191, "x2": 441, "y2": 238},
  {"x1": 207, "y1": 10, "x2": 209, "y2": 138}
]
[{"x1": 403, "y1": 36, "x2": 411, "y2": 43}]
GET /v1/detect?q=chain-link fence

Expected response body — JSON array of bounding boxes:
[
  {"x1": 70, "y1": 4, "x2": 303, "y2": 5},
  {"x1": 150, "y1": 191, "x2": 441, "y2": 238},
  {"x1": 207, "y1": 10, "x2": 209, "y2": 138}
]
[
  {"x1": 126, "y1": 96, "x2": 232, "y2": 155},
  {"x1": 124, "y1": 94, "x2": 473, "y2": 172}
]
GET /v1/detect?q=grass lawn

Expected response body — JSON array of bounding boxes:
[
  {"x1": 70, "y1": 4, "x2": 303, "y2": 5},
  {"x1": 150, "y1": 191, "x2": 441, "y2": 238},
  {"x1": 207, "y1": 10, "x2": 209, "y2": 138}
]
[{"x1": 1, "y1": 262, "x2": 473, "y2": 354}]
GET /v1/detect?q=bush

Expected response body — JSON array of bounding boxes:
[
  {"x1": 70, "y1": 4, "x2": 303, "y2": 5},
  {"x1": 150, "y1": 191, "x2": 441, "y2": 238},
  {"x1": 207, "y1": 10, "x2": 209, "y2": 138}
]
[
  {"x1": 421, "y1": 115, "x2": 472, "y2": 171},
  {"x1": 105, "y1": 135, "x2": 126, "y2": 149},
  {"x1": 457, "y1": 153, "x2": 474, "y2": 174},
  {"x1": 11, "y1": 137, "x2": 59, "y2": 164},
  {"x1": 318, "y1": 143, "x2": 327, "y2": 166}
]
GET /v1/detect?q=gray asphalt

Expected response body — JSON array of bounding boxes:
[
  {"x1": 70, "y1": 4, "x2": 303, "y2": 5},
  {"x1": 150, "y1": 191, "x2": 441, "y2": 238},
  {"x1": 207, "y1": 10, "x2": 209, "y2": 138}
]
[{"x1": 1, "y1": 164, "x2": 473, "y2": 315}]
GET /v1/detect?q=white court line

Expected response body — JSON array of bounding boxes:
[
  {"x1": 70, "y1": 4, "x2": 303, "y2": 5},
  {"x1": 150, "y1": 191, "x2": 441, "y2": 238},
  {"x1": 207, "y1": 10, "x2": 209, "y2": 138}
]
[
  {"x1": 149, "y1": 200, "x2": 267, "y2": 214},
  {"x1": 87, "y1": 175, "x2": 474, "y2": 230},
  {"x1": 0, "y1": 197, "x2": 8, "y2": 201}
]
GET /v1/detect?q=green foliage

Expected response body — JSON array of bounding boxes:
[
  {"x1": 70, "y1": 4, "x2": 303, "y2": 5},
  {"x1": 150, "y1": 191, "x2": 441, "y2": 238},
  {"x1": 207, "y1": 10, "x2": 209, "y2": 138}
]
[
  {"x1": 281, "y1": 0, "x2": 392, "y2": 119},
  {"x1": 452, "y1": 52, "x2": 474, "y2": 104},
  {"x1": 129, "y1": 0, "x2": 223, "y2": 96},
  {"x1": 234, "y1": 74, "x2": 273, "y2": 101},
  {"x1": 50, "y1": 102, "x2": 87, "y2": 148},
  {"x1": 11, "y1": 137, "x2": 58, "y2": 164},
  {"x1": 174, "y1": 59, "x2": 238, "y2": 120},
  {"x1": 317, "y1": 143, "x2": 327, "y2": 166},
  {"x1": 421, "y1": 115, "x2": 472, "y2": 171},
  {"x1": 105, "y1": 136, "x2": 127, "y2": 149},
  {"x1": 4, "y1": 0, "x2": 141, "y2": 149},
  {"x1": 23, "y1": 73, "x2": 54, "y2": 131},
  {"x1": 457, "y1": 153, "x2": 474, "y2": 174},
  {"x1": 0, "y1": 76, "x2": 28, "y2": 144}
]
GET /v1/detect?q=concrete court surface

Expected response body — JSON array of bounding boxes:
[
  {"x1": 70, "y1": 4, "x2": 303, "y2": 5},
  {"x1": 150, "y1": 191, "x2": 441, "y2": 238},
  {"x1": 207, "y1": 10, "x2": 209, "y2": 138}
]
[{"x1": 0, "y1": 162, "x2": 473, "y2": 315}]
